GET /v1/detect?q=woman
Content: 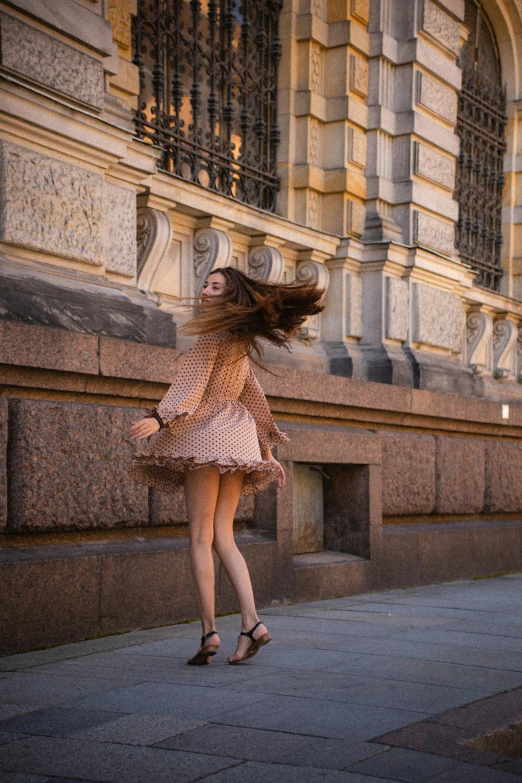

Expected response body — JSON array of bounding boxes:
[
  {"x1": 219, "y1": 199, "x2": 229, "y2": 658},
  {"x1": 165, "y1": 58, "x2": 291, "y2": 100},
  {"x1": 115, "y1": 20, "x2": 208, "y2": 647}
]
[{"x1": 129, "y1": 267, "x2": 324, "y2": 665}]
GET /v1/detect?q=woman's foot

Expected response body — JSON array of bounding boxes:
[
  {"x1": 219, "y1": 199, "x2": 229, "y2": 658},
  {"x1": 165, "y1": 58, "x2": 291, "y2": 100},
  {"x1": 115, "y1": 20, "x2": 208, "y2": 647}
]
[
  {"x1": 187, "y1": 631, "x2": 220, "y2": 665},
  {"x1": 227, "y1": 622, "x2": 271, "y2": 664}
]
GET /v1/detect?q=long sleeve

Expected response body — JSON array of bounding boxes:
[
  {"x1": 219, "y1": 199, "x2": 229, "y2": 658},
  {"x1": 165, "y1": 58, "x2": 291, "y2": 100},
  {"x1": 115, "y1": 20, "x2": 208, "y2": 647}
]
[
  {"x1": 240, "y1": 365, "x2": 289, "y2": 451},
  {"x1": 156, "y1": 333, "x2": 221, "y2": 425}
]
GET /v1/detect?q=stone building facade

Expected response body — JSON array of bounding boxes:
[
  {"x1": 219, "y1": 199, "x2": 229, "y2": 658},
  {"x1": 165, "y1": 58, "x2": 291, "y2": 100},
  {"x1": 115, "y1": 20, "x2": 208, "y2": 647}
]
[{"x1": 1, "y1": 0, "x2": 522, "y2": 653}]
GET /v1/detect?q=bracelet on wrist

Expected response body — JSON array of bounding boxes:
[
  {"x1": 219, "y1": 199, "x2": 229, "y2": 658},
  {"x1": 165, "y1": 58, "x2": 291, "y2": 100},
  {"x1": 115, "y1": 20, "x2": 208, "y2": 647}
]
[{"x1": 149, "y1": 410, "x2": 164, "y2": 430}]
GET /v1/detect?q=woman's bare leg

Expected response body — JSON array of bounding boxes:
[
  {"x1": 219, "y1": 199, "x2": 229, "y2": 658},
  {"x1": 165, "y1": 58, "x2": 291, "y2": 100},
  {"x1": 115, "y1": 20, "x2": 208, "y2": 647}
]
[
  {"x1": 212, "y1": 471, "x2": 268, "y2": 662},
  {"x1": 184, "y1": 466, "x2": 221, "y2": 648}
]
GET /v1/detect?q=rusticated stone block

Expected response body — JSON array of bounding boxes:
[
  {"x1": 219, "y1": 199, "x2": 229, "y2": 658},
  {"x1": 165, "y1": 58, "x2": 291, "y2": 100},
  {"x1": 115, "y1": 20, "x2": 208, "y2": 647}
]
[
  {"x1": 0, "y1": 320, "x2": 98, "y2": 374},
  {"x1": 99, "y1": 338, "x2": 180, "y2": 383},
  {"x1": 150, "y1": 485, "x2": 254, "y2": 525},
  {"x1": 485, "y1": 441, "x2": 522, "y2": 513},
  {"x1": 103, "y1": 183, "x2": 137, "y2": 277},
  {"x1": 381, "y1": 432, "x2": 436, "y2": 516},
  {"x1": 8, "y1": 400, "x2": 148, "y2": 532},
  {"x1": 435, "y1": 437, "x2": 485, "y2": 514},
  {"x1": 0, "y1": 399, "x2": 7, "y2": 532}
]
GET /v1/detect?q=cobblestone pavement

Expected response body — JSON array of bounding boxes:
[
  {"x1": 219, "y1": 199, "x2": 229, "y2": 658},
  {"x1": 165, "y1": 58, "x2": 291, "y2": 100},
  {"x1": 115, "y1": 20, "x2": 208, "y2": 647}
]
[{"x1": 1, "y1": 574, "x2": 522, "y2": 782}]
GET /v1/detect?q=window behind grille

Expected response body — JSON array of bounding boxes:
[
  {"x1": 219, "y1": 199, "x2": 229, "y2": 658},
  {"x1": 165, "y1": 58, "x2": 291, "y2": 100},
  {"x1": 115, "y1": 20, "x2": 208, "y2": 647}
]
[
  {"x1": 455, "y1": 0, "x2": 507, "y2": 292},
  {"x1": 133, "y1": 0, "x2": 283, "y2": 212}
]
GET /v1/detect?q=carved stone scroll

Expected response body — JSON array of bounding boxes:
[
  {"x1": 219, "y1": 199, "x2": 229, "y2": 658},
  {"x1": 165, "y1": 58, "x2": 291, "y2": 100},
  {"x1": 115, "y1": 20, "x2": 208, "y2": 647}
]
[
  {"x1": 248, "y1": 245, "x2": 285, "y2": 284},
  {"x1": 492, "y1": 319, "x2": 518, "y2": 380},
  {"x1": 193, "y1": 228, "x2": 232, "y2": 295},
  {"x1": 295, "y1": 259, "x2": 329, "y2": 341},
  {"x1": 466, "y1": 311, "x2": 493, "y2": 375},
  {"x1": 136, "y1": 208, "x2": 173, "y2": 291}
]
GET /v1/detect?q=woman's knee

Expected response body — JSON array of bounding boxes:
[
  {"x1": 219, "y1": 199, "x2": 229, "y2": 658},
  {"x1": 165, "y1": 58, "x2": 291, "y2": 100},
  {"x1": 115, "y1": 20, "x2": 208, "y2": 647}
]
[{"x1": 189, "y1": 517, "x2": 215, "y2": 549}]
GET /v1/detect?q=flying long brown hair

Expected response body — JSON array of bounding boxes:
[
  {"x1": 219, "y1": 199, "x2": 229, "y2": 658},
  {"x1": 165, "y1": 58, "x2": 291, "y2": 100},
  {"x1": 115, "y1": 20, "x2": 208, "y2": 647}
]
[{"x1": 182, "y1": 267, "x2": 325, "y2": 360}]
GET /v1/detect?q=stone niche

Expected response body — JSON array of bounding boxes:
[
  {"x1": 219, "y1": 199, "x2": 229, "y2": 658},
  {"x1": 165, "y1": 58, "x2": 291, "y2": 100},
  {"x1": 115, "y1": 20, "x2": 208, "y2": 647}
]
[{"x1": 252, "y1": 425, "x2": 382, "y2": 561}]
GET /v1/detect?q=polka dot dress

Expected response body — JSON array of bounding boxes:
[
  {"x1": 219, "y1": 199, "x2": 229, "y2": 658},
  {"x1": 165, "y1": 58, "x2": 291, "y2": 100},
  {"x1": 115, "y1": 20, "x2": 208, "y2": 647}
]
[{"x1": 129, "y1": 332, "x2": 289, "y2": 495}]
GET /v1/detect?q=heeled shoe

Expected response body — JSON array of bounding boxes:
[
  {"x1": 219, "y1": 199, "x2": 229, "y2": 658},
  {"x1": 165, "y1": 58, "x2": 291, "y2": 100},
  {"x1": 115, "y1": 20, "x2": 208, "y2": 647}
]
[
  {"x1": 187, "y1": 630, "x2": 219, "y2": 665},
  {"x1": 228, "y1": 621, "x2": 272, "y2": 665}
]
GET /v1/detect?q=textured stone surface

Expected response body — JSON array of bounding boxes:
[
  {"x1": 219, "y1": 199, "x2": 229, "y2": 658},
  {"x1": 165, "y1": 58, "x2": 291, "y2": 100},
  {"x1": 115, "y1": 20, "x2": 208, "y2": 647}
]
[
  {"x1": 414, "y1": 142, "x2": 456, "y2": 190},
  {"x1": 8, "y1": 400, "x2": 148, "y2": 532},
  {"x1": 0, "y1": 320, "x2": 98, "y2": 374},
  {"x1": 347, "y1": 199, "x2": 366, "y2": 237},
  {"x1": 99, "y1": 339, "x2": 180, "y2": 383},
  {"x1": 350, "y1": 53, "x2": 368, "y2": 97},
  {"x1": 0, "y1": 399, "x2": 6, "y2": 532},
  {"x1": 414, "y1": 211, "x2": 455, "y2": 256},
  {"x1": 349, "y1": 127, "x2": 367, "y2": 167},
  {"x1": 435, "y1": 437, "x2": 485, "y2": 514},
  {"x1": 1, "y1": 555, "x2": 101, "y2": 655},
  {"x1": 484, "y1": 440, "x2": 522, "y2": 513},
  {"x1": 381, "y1": 432, "x2": 436, "y2": 516},
  {"x1": 103, "y1": 183, "x2": 137, "y2": 277},
  {"x1": 412, "y1": 283, "x2": 464, "y2": 352},
  {"x1": 351, "y1": 0, "x2": 369, "y2": 24},
  {"x1": 0, "y1": 12, "x2": 104, "y2": 108},
  {"x1": 0, "y1": 142, "x2": 104, "y2": 264},
  {"x1": 416, "y1": 72, "x2": 458, "y2": 125},
  {"x1": 422, "y1": 0, "x2": 461, "y2": 55},
  {"x1": 345, "y1": 273, "x2": 363, "y2": 338},
  {"x1": 422, "y1": 0, "x2": 460, "y2": 55},
  {"x1": 385, "y1": 277, "x2": 409, "y2": 342}
]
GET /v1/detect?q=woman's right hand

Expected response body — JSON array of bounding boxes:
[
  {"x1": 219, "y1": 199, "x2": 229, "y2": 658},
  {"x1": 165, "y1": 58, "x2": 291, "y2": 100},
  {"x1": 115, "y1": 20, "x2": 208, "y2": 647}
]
[{"x1": 130, "y1": 417, "x2": 161, "y2": 440}]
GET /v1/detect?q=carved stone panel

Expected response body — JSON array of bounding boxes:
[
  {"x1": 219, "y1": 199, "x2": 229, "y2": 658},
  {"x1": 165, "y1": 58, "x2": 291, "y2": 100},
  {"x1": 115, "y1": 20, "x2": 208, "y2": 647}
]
[
  {"x1": 350, "y1": 54, "x2": 369, "y2": 98},
  {"x1": 193, "y1": 227, "x2": 232, "y2": 295},
  {"x1": 412, "y1": 283, "x2": 465, "y2": 353},
  {"x1": 422, "y1": 0, "x2": 461, "y2": 55},
  {"x1": 349, "y1": 127, "x2": 367, "y2": 168},
  {"x1": 0, "y1": 141, "x2": 104, "y2": 265},
  {"x1": 492, "y1": 319, "x2": 518, "y2": 380},
  {"x1": 347, "y1": 199, "x2": 366, "y2": 237},
  {"x1": 248, "y1": 245, "x2": 285, "y2": 284},
  {"x1": 104, "y1": 184, "x2": 136, "y2": 277},
  {"x1": 351, "y1": 0, "x2": 369, "y2": 24},
  {"x1": 386, "y1": 277, "x2": 409, "y2": 342},
  {"x1": 466, "y1": 311, "x2": 493, "y2": 375},
  {"x1": 0, "y1": 13, "x2": 104, "y2": 109},
  {"x1": 414, "y1": 142, "x2": 456, "y2": 191},
  {"x1": 414, "y1": 210, "x2": 455, "y2": 256},
  {"x1": 416, "y1": 72, "x2": 458, "y2": 125},
  {"x1": 345, "y1": 273, "x2": 363, "y2": 339}
]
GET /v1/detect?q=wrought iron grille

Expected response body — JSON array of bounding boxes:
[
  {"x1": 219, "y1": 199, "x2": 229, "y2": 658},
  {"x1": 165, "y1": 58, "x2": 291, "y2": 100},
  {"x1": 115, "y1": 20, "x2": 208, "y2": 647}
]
[
  {"x1": 455, "y1": 0, "x2": 507, "y2": 291},
  {"x1": 133, "y1": 0, "x2": 283, "y2": 211}
]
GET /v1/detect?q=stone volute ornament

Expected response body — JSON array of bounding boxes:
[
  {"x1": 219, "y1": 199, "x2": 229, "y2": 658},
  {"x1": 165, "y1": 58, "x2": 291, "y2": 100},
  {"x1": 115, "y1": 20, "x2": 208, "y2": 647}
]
[
  {"x1": 247, "y1": 245, "x2": 285, "y2": 283},
  {"x1": 295, "y1": 258, "x2": 329, "y2": 341},
  {"x1": 136, "y1": 207, "x2": 173, "y2": 291},
  {"x1": 492, "y1": 319, "x2": 518, "y2": 380},
  {"x1": 466, "y1": 311, "x2": 493, "y2": 375},
  {"x1": 193, "y1": 227, "x2": 232, "y2": 295}
]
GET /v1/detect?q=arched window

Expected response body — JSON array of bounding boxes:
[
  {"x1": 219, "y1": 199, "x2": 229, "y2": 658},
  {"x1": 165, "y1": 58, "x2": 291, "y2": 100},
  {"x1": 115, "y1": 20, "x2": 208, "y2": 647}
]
[
  {"x1": 133, "y1": 0, "x2": 283, "y2": 211},
  {"x1": 455, "y1": 0, "x2": 507, "y2": 291}
]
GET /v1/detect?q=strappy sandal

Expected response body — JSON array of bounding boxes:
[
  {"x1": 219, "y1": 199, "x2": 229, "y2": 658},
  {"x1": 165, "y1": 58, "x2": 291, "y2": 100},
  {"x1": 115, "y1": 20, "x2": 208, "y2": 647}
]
[
  {"x1": 228, "y1": 621, "x2": 272, "y2": 665},
  {"x1": 187, "y1": 630, "x2": 219, "y2": 665}
]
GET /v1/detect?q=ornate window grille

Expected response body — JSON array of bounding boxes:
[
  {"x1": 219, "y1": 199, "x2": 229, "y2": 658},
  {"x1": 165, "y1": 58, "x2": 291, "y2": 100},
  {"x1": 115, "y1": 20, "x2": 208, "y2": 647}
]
[
  {"x1": 455, "y1": 0, "x2": 507, "y2": 291},
  {"x1": 133, "y1": 0, "x2": 283, "y2": 211}
]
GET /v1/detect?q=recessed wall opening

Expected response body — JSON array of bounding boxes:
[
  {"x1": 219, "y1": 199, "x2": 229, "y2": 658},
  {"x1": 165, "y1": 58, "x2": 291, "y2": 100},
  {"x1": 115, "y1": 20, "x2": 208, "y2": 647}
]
[{"x1": 292, "y1": 462, "x2": 371, "y2": 559}]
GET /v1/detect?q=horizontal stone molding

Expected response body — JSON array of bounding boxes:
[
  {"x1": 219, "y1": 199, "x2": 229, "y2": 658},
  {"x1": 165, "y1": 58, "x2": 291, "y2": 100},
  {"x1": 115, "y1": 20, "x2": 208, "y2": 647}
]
[
  {"x1": 0, "y1": 141, "x2": 104, "y2": 265},
  {"x1": 412, "y1": 283, "x2": 465, "y2": 353},
  {"x1": 0, "y1": 12, "x2": 104, "y2": 108},
  {"x1": 422, "y1": 0, "x2": 461, "y2": 56},
  {"x1": 416, "y1": 71, "x2": 458, "y2": 126},
  {"x1": 414, "y1": 210, "x2": 455, "y2": 256},
  {"x1": 413, "y1": 142, "x2": 456, "y2": 191}
]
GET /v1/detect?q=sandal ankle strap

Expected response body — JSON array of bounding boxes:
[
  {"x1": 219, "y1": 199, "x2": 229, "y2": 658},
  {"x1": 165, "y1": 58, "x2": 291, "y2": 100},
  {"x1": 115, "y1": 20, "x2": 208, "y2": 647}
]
[
  {"x1": 200, "y1": 630, "x2": 218, "y2": 646},
  {"x1": 239, "y1": 621, "x2": 264, "y2": 642}
]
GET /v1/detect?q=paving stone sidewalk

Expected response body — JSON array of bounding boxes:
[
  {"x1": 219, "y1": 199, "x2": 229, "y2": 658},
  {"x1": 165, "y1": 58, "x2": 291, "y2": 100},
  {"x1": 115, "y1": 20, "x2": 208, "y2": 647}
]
[{"x1": 1, "y1": 574, "x2": 522, "y2": 782}]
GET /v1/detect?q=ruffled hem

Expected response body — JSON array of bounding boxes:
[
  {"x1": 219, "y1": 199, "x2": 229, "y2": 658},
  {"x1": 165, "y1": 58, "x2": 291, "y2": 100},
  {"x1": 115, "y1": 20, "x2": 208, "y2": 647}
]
[
  {"x1": 128, "y1": 453, "x2": 280, "y2": 496},
  {"x1": 260, "y1": 429, "x2": 290, "y2": 451}
]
